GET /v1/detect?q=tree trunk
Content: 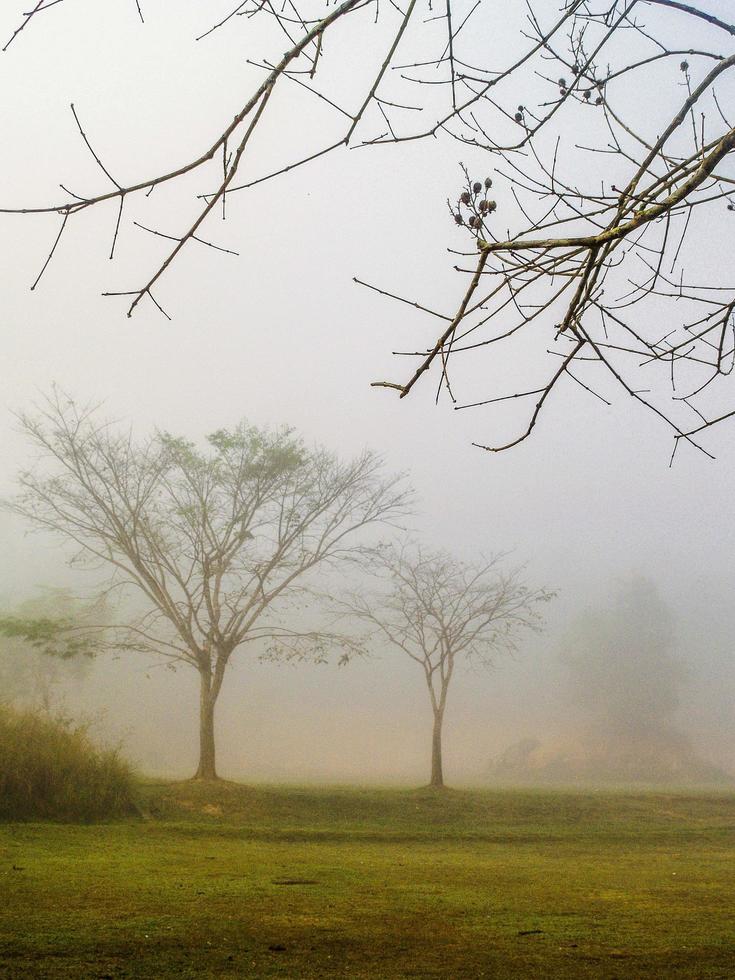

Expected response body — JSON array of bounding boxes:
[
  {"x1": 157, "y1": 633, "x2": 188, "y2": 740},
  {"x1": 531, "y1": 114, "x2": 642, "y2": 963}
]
[
  {"x1": 430, "y1": 711, "x2": 444, "y2": 788},
  {"x1": 194, "y1": 670, "x2": 218, "y2": 780}
]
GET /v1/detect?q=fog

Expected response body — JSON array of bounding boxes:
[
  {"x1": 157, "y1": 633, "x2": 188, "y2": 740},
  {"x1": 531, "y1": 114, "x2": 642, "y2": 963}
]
[
  {"x1": 561, "y1": 579, "x2": 685, "y2": 737},
  {"x1": 1, "y1": 2, "x2": 734, "y2": 786}
]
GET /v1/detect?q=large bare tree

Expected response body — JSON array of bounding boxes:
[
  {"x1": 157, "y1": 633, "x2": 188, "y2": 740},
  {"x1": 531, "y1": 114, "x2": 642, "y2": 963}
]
[
  {"x1": 344, "y1": 544, "x2": 553, "y2": 787},
  {"x1": 9, "y1": 393, "x2": 410, "y2": 779},
  {"x1": 2, "y1": 2, "x2": 734, "y2": 455}
]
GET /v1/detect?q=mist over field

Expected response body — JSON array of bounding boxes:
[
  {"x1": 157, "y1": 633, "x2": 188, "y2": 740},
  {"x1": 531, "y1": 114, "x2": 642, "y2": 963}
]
[
  {"x1": 2, "y1": 565, "x2": 733, "y2": 785},
  {"x1": 0, "y1": 0, "x2": 733, "y2": 787}
]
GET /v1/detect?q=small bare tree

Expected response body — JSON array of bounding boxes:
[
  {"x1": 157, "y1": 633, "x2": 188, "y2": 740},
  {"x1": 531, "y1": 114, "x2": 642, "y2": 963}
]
[
  {"x1": 9, "y1": 392, "x2": 410, "y2": 779},
  {"x1": 345, "y1": 544, "x2": 553, "y2": 788}
]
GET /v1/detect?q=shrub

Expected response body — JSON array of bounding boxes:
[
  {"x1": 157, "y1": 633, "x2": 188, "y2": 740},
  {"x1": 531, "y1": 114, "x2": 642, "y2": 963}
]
[{"x1": 0, "y1": 705, "x2": 136, "y2": 821}]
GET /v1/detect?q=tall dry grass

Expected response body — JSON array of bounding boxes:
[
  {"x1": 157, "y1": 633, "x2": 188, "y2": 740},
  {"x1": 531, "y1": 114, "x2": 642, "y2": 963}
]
[{"x1": 0, "y1": 705, "x2": 136, "y2": 820}]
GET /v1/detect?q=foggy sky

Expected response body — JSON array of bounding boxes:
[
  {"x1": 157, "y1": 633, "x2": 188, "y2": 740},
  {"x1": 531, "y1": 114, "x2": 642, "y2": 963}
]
[{"x1": 0, "y1": 2, "x2": 733, "y2": 782}]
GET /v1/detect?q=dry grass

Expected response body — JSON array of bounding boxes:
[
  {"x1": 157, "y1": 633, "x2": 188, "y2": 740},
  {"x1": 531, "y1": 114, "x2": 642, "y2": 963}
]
[{"x1": 0, "y1": 705, "x2": 135, "y2": 821}]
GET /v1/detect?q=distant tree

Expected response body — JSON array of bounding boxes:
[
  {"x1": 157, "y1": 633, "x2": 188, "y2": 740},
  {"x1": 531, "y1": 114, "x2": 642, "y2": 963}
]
[
  {"x1": 345, "y1": 544, "x2": 553, "y2": 787},
  {"x1": 487, "y1": 578, "x2": 724, "y2": 786},
  {"x1": 561, "y1": 577, "x2": 684, "y2": 735},
  {"x1": 9, "y1": 392, "x2": 410, "y2": 780},
  {"x1": 0, "y1": 589, "x2": 101, "y2": 711}
]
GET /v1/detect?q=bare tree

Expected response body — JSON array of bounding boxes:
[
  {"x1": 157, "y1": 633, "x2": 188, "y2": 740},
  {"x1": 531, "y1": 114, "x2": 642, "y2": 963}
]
[
  {"x1": 3, "y1": 3, "x2": 734, "y2": 455},
  {"x1": 8, "y1": 393, "x2": 410, "y2": 779},
  {"x1": 344, "y1": 544, "x2": 553, "y2": 787}
]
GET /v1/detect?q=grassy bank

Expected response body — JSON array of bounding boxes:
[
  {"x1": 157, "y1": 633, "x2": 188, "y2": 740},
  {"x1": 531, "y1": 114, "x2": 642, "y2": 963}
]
[{"x1": 1, "y1": 783, "x2": 734, "y2": 978}]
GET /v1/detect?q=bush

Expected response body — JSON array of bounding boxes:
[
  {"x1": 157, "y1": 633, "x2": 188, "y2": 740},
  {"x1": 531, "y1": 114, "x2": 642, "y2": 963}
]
[{"x1": 0, "y1": 705, "x2": 136, "y2": 821}]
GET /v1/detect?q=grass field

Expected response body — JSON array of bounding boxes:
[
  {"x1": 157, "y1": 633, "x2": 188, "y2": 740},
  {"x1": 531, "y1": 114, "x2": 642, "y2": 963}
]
[{"x1": 1, "y1": 782, "x2": 734, "y2": 978}]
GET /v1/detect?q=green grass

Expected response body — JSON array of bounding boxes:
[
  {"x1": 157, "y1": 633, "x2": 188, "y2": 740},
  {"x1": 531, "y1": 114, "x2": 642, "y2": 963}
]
[{"x1": 1, "y1": 782, "x2": 734, "y2": 978}]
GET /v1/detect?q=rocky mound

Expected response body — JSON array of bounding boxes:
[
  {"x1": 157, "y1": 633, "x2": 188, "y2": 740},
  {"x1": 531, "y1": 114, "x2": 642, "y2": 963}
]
[{"x1": 488, "y1": 728, "x2": 731, "y2": 786}]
